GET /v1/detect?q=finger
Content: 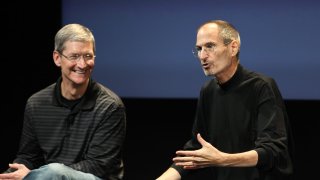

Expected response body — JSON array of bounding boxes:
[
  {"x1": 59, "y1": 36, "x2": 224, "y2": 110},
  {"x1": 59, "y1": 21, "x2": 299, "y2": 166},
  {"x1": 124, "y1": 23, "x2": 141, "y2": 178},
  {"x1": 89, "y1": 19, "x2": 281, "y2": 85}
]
[
  {"x1": 197, "y1": 133, "x2": 208, "y2": 146},
  {"x1": 175, "y1": 160, "x2": 195, "y2": 167},
  {"x1": 8, "y1": 163, "x2": 20, "y2": 169},
  {"x1": 176, "y1": 150, "x2": 197, "y2": 157},
  {"x1": 183, "y1": 165, "x2": 198, "y2": 169},
  {"x1": 183, "y1": 164, "x2": 207, "y2": 169},
  {"x1": 173, "y1": 156, "x2": 195, "y2": 162},
  {"x1": 0, "y1": 173, "x2": 12, "y2": 178},
  {"x1": 8, "y1": 163, "x2": 21, "y2": 173}
]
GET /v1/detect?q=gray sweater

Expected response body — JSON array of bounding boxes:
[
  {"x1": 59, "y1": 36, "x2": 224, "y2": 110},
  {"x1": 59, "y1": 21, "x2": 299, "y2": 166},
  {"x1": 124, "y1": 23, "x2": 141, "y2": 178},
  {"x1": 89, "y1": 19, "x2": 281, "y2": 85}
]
[{"x1": 13, "y1": 77, "x2": 126, "y2": 180}]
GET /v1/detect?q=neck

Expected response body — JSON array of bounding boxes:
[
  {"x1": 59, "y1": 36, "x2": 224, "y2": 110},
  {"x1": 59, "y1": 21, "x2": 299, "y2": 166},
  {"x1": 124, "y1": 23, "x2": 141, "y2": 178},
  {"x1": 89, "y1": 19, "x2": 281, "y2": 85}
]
[
  {"x1": 216, "y1": 59, "x2": 239, "y2": 84},
  {"x1": 61, "y1": 80, "x2": 89, "y2": 100}
]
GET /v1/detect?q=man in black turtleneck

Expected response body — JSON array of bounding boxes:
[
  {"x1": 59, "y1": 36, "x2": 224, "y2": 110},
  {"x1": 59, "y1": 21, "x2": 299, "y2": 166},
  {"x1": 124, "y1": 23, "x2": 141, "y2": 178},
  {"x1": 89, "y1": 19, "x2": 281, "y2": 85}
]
[{"x1": 157, "y1": 20, "x2": 294, "y2": 180}]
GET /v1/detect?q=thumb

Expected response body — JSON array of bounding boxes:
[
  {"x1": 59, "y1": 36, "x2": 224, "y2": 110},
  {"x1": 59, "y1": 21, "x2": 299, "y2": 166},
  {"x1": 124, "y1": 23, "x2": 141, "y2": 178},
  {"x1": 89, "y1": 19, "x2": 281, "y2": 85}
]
[
  {"x1": 197, "y1": 133, "x2": 208, "y2": 146},
  {"x1": 8, "y1": 163, "x2": 20, "y2": 169}
]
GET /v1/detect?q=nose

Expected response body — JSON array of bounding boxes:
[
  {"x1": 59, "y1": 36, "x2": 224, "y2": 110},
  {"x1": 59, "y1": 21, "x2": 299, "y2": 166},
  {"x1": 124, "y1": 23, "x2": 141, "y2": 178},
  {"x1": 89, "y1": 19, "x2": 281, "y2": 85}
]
[
  {"x1": 199, "y1": 48, "x2": 208, "y2": 60},
  {"x1": 76, "y1": 56, "x2": 88, "y2": 67}
]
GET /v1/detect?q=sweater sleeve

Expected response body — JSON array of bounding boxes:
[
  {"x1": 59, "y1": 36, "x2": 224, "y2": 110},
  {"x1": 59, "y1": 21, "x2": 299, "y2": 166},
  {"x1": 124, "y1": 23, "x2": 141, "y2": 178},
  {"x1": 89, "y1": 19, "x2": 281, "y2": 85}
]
[
  {"x1": 13, "y1": 101, "x2": 45, "y2": 170},
  {"x1": 254, "y1": 78, "x2": 293, "y2": 176}
]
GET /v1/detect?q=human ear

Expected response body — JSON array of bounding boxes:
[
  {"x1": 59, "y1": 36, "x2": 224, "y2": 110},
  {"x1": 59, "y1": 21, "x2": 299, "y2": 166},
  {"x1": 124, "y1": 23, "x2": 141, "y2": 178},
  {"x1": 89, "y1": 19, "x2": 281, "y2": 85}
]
[{"x1": 53, "y1": 51, "x2": 62, "y2": 67}]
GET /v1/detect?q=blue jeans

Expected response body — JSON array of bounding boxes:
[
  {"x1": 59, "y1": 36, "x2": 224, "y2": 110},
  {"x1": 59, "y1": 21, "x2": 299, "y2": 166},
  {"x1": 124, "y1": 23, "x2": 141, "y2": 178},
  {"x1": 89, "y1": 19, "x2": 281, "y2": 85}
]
[{"x1": 23, "y1": 163, "x2": 102, "y2": 180}]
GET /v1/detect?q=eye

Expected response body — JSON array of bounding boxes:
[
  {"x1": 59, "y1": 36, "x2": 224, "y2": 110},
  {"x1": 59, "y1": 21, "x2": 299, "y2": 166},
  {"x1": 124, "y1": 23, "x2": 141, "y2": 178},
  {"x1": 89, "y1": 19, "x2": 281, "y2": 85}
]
[
  {"x1": 195, "y1": 46, "x2": 202, "y2": 52},
  {"x1": 205, "y1": 42, "x2": 215, "y2": 49},
  {"x1": 84, "y1": 54, "x2": 94, "y2": 60},
  {"x1": 85, "y1": 54, "x2": 93, "y2": 58},
  {"x1": 69, "y1": 54, "x2": 80, "y2": 60}
]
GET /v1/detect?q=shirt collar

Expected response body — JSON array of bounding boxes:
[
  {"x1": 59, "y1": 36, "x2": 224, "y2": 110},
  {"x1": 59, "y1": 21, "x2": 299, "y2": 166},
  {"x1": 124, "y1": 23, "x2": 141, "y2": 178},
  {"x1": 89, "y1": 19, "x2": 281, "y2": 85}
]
[{"x1": 52, "y1": 76, "x2": 98, "y2": 111}]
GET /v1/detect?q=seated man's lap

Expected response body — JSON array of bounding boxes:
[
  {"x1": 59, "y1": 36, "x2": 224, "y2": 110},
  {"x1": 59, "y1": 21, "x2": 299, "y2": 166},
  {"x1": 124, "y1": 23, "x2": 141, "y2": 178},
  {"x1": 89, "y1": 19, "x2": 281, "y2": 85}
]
[{"x1": 23, "y1": 163, "x2": 102, "y2": 180}]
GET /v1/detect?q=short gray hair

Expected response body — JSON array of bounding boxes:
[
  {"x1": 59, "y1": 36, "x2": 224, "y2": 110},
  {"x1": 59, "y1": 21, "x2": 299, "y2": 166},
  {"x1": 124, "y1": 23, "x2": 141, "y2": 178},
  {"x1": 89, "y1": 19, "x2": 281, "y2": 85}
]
[{"x1": 54, "y1": 23, "x2": 96, "y2": 54}]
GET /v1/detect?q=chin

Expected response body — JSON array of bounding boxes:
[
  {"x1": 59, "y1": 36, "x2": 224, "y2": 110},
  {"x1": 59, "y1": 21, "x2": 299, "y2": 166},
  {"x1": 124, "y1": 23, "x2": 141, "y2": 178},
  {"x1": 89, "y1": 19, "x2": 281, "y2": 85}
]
[
  {"x1": 71, "y1": 77, "x2": 89, "y2": 85},
  {"x1": 203, "y1": 69, "x2": 214, "y2": 76}
]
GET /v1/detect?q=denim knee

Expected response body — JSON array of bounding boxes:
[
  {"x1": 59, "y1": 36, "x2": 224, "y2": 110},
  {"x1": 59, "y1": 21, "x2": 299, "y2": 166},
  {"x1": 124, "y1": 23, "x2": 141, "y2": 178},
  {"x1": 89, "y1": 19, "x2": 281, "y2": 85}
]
[
  {"x1": 45, "y1": 163, "x2": 70, "y2": 174},
  {"x1": 24, "y1": 163, "x2": 72, "y2": 180},
  {"x1": 24, "y1": 163, "x2": 101, "y2": 180}
]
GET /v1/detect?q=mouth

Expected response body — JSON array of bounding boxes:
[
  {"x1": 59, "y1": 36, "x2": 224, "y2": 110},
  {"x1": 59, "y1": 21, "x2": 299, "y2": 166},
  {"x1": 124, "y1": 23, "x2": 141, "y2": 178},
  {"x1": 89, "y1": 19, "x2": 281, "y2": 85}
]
[
  {"x1": 73, "y1": 69, "x2": 86, "y2": 74},
  {"x1": 202, "y1": 63, "x2": 210, "y2": 69}
]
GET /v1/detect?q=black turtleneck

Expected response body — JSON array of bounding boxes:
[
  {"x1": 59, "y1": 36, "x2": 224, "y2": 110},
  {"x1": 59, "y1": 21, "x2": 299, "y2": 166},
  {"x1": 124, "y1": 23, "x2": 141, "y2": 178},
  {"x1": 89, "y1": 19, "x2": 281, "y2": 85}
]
[{"x1": 172, "y1": 64, "x2": 294, "y2": 180}]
